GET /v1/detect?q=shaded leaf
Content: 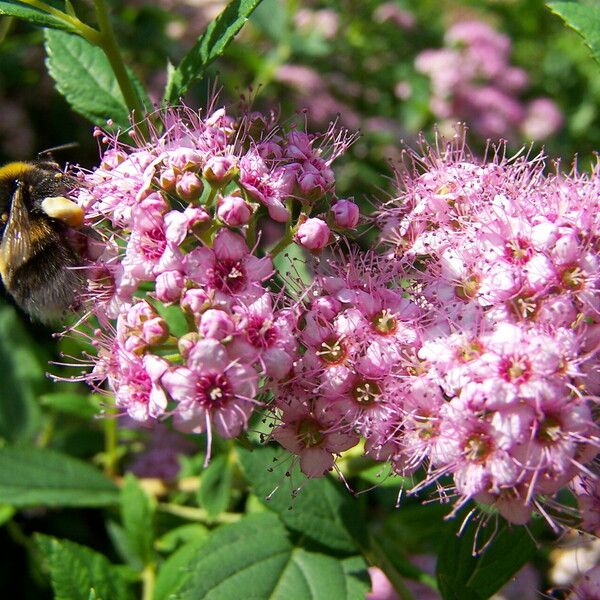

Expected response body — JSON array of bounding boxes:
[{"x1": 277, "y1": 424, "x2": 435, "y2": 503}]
[
  {"x1": 197, "y1": 453, "x2": 233, "y2": 518},
  {"x1": 121, "y1": 474, "x2": 155, "y2": 566},
  {"x1": 0, "y1": 304, "x2": 44, "y2": 443},
  {"x1": 436, "y1": 519, "x2": 536, "y2": 600},
  {"x1": 36, "y1": 534, "x2": 133, "y2": 600},
  {"x1": 0, "y1": 446, "x2": 119, "y2": 507},
  {"x1": 237, "y1": 445, "x2": 366, "y2": 553}
]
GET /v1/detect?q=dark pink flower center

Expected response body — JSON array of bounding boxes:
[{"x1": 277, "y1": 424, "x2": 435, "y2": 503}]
[
  {"x1": 140, "y1": 227, "x2": 167, "y2": 260},
  {"x1": 499, "y1": 355, "x2": 531, "y2": 383},
  {"x1": 246, "y1": 315, "x2": 277, "y2": 349},
  {"x1": 194, "y1": 372, "x2": 232, "y2": 409},
  {"x1": 504, "y1": 238, "x2": 532, "y2": 264},
  {"x1": 209, "y1": 259, "x2": 246, "y2": 293},
  {"x1": 537, "y1": 415, "x2": 562, "y2": 444},
  {"x1": 128, "y1": 369, "x2": 151, "y2": 404}
]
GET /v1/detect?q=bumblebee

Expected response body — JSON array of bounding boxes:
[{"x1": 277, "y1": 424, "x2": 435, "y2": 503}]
[{"x1": 0, "y1": 160, "x2": 85, "y2": 322}]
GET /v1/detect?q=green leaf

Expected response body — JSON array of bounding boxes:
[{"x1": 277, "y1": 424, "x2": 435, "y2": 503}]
[
  {"x1": 197, "y1": 453, "x2": 233, "y2": 518},
  {"x1": 155, "y1": 523, "x2": 208, "y2": 553},
  {"x1": 159, "y1": 513, "x2": 368, "y2": 600},
  {"x1": 0, "y1": 1, "x2": 78, "y2": 33},
  {"x1": 436, "y1": 519, "x2": 536, "y2": 600},
  {"x1": 237, "y1": 445, "x2": 366, "y2": 554},
  {"x1": 121, "y1": 474, "x2": 155, "y2": 567},
  {"x1": 0, "y1": 446, "x2": 119, "y2": 507},
  {"x1": 549, "y1": 2, "x2": 600, "y2": 64},
  {"x1": 44, "y1": 29, "x2": 150, "y2": 127},
  {"x1": 164, "y1": 0, "x2": 264, "y2": 103},
  {"x1": 40, "y1": 392, "x2": 102, "y2": 419},
  {"x1": 153, "y1": 536, "x2": 208, "y2": 600},
  {"x1": 0, "y1": 304, "x2": 44, "y2": 444},
  {"x1": 36, "y1": 534, "x2": 133, "y2": 600}
]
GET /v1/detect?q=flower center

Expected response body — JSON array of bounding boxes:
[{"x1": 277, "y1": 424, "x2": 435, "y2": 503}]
[
  {"x1": 140, "y1": 227, "x2": 167, "y2": 260},
  {"x1": 537, "y1": 415, "x2": 562, "y2": 444},
  {"x1": 352, "y1": 379, "x2": 381, "y2": 405},
  {"x1": 464, "y1": 432, "x2": 491, "y2": 461},
  {"x1": 297, "y1": 418, "x2": 324, "y2": 448},
  {"x1": 371, "y1": 309, "x2": 398, "y2": 335},
  {"x1": 561, "y1": 266, "x2": 584, "y2": 290},
  {"x1": 246, "y1": 316, "x2": 277, "y2": 348},
  {"x1": 317, "y1": 336, "x2": 347, "y2": 364},
  {"x1": 456, "y1": 339, "x2": 483, "y2": 363},
  {"x1": 499, "y1": 355, "x2": 531, "y2": 383},
  {"x1": 194, "y1": 372, "x2": 232, "y2": 409},
  {"x1": 455, "y1": 275, "x2": 479, "y2": 301},
  {"x1": 509, "y1": 294, "x2": 539, "y2": 320},
  {"x1": 505, "y1": 238, "x2": 532, "y2": 264},
  {"x1": 211, "y1": 259, "x2": 246, "y2": 293}
]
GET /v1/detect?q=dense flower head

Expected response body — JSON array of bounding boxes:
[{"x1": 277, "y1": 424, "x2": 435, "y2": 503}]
[
  {"x1": 67, "y1": 101, "x2": 355, "y2": 458},
  {"x1": 415, "y1": 19, "x2": 563, "y2": 140},
  {"x1": 369, "y1": 132, "x2": 600, "y2": 526}
]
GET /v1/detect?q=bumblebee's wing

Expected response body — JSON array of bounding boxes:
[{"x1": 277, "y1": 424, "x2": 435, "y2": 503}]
[{"x1": 0, "y1": 184, "x2": 32, "y2": 279}]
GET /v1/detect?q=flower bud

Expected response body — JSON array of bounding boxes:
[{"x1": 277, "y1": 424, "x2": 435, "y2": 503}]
[
  {"x1": 199, "y1": 309, "x2": 235, "y2": 340},
  {"x1": 203, "y1": 155, "x2": 238, "y2": 186},
  {"x1": 332, "y1": 199, "x2": 360, "y2": 229},
  {"x1": 296, "y1": 218, "x2": 330, "y2": 250},
  {"x1": 159, "y1": 167, "x2": 178, "y2": 193},
  {"x1": 175, "y1": 172, "x2": 204, "y2": 202},
  {"x1": 178, "y1": 332, "x2": 200, "y2": 360},
  {"x1": 155, "y1": 270, "x2": 184, "y2": 303},
  {"x1": 142, "y1": 317, "x2": 169, "y2": 345},
  {"x1": 181, "y1": 288, "x2": 210, "y2": 320},
  {"x1": 217, "y1": 194, "x2": 252, "y2": 226}
]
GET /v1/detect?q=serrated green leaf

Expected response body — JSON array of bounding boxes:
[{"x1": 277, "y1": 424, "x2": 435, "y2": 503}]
[
  {"x1": 237, "y1": 445, "x2": 366, "y2": 554},
  {"x1": 0, "y1": 304, "x2": 44, "y2": 443},
  {"x1": 159, "y1": 513, "x2": 368, "y2": 600},
  {"x1": 44, "y1": 29, "x2": 150, "y2": 127},
  {"x1": 36, "y1": 534, "x2": 133, "y2": 600},
  {"x1": 436, "y1": 520, "x2": 536, "y2": 600},
  {"x1": 0, "y1": 1, "x2": 78, "y2": 32},
  {"x1": 164, "y1": 0, "x2": 263, "y2": 103},
  {"x1": 197, "y1": 453, "x2": 233, "y2": 518},
  {"x1": 40, "y1": 392, "x2": 102, "y2": 419},
  {"x1": 121, "y1": 474, "x2": 155, "y2": 567},
  {"x1": 549, "y1": 2, "x2": 600, "y2": 64},
  {"x1": 0, "y1": 446, "x2": 118, "y2": 507}
]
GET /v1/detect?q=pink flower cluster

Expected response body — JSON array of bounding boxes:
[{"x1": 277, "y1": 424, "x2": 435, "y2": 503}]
[
  {"x1": 370, "y1": 135, "x2": 600, "y2": 525},
  {"x1": 69, "y1": 103, "x2": 357, "y2": 457},
  {"x1": 264, "y1": 133, "x2": 600, "y2": 529},
  {"x1": 415, "y1": 20, "x2": 563, "y2": 140}
]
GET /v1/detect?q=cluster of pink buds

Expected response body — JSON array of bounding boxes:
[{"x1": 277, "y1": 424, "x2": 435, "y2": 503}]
[
  {"x1": 68, "y1": 102, "x2": 358, "y2": 459},
  {"x1": 415, "y1": 20, "x2": 563, "y2": 140}
]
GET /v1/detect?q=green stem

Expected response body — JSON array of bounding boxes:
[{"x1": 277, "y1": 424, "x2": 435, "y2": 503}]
[
  {"x1": 0, "y1": 16, "x2": 15, "y2": 44},
  {"x1": 16, "y1": 0, "x2": 101, "y2": 42},
  {"x1": 141, "y1": 564, "x2": 156, "y2": 600},
  {"x1": 157, "y1": 503, "x2": 241, "y2": 524},
  {"x1": 92, "y1": 0, "x2": 144, "y2": 119}
]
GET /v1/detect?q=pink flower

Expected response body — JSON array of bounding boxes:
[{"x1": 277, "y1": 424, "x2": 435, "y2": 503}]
[
  {"x1": 217, "y1": 194, "x2": 252, "y2": 226},
  {"x1": 162, "y1": 339, "x2": 258, "y2": 438}
]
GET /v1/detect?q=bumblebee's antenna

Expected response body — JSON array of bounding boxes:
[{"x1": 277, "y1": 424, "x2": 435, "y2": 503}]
[{"x1": 37, "y1": 142, "x2": 80, "y2": 157}]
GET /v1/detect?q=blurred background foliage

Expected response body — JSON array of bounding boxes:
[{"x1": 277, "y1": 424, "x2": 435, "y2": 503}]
[{"x1": 0, "y1": 1, "x2": 599, "y2": 598}]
